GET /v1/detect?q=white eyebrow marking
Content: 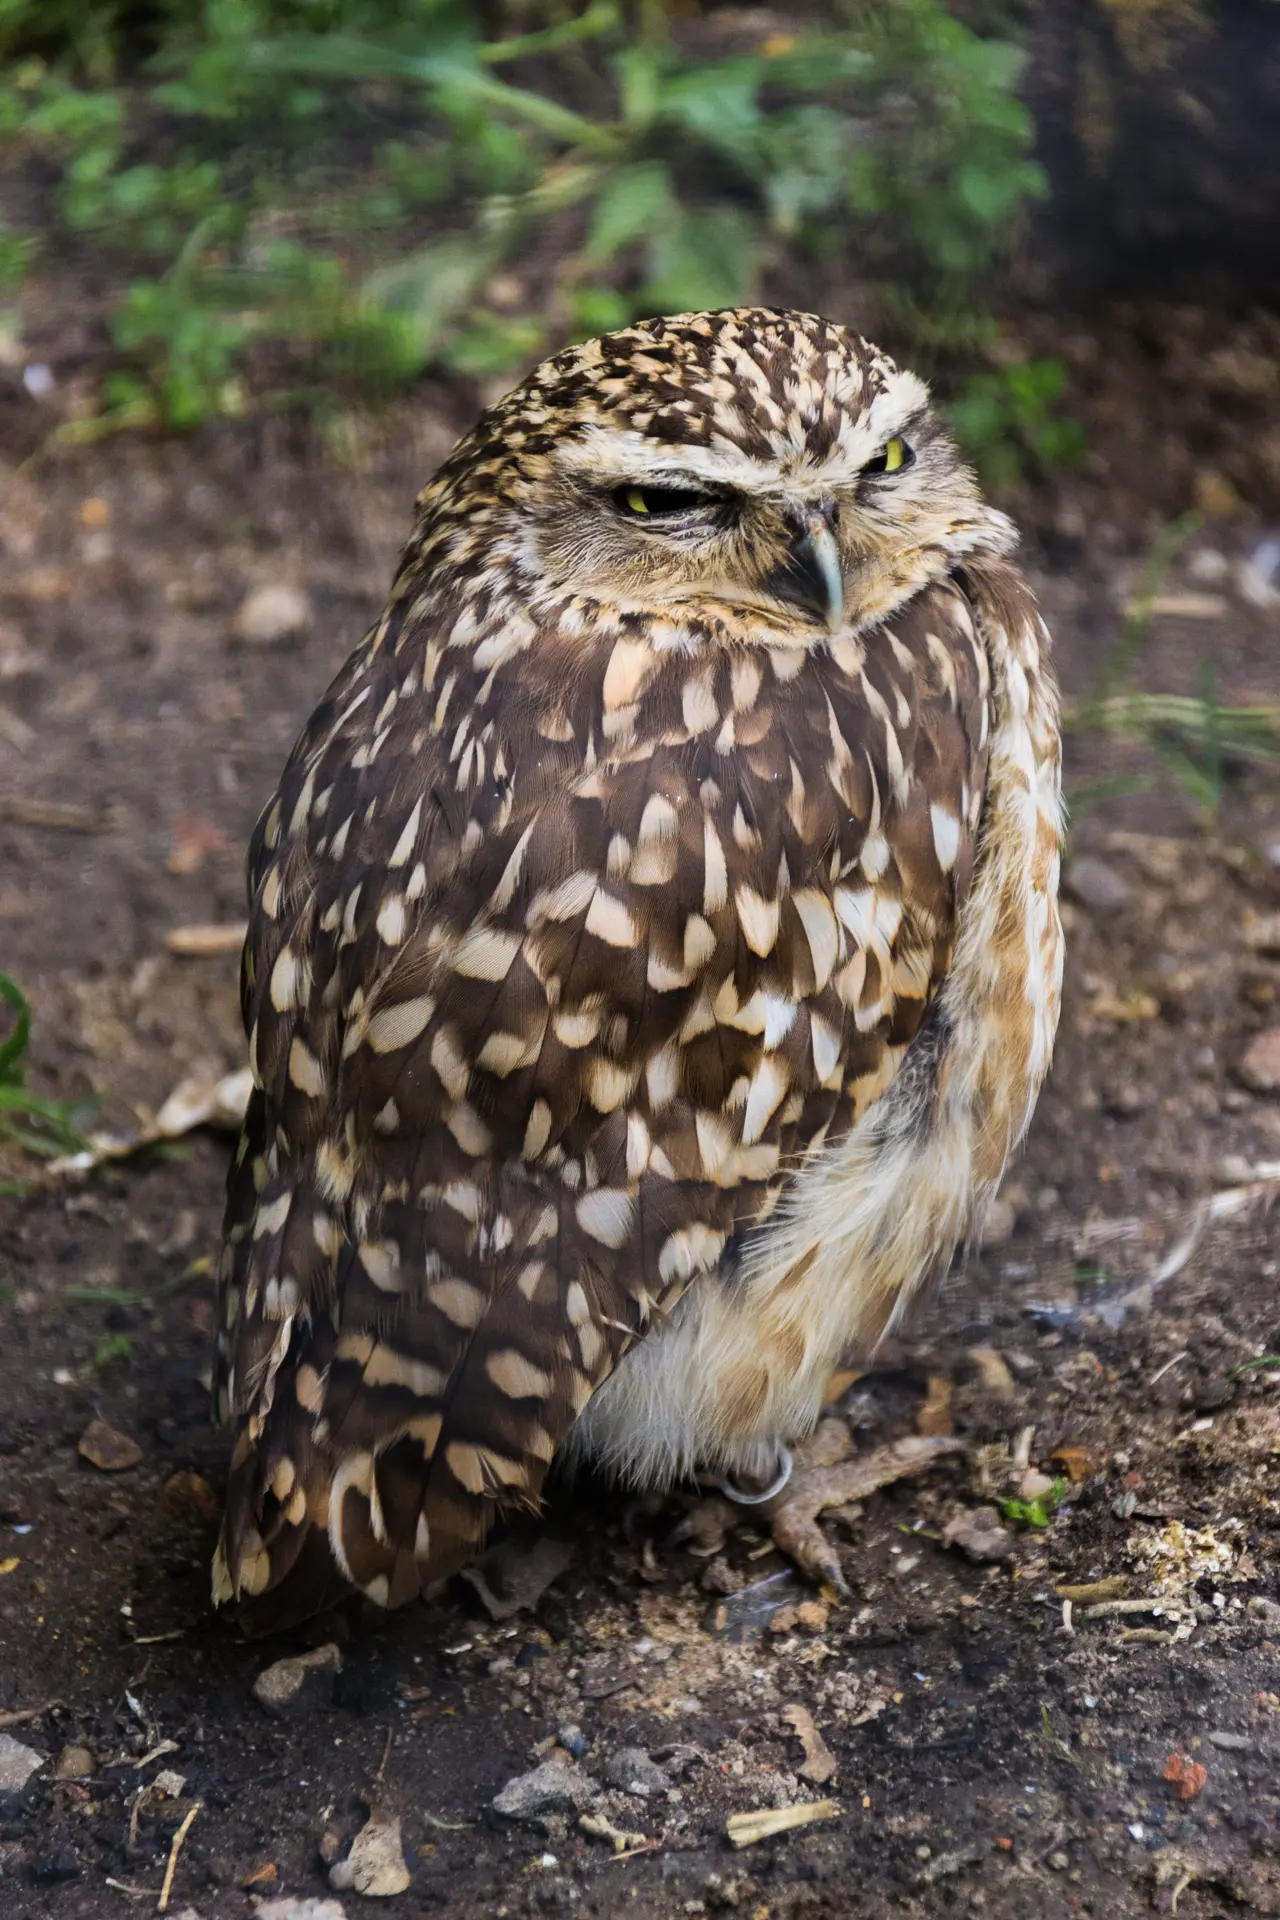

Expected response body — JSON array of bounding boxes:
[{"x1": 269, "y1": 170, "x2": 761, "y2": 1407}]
[{"x1": 554, "y1": 366, "x2": 931, "y2": 495}]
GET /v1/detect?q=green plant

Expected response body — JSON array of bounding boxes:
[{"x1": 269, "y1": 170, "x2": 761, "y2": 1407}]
[
  {"x1": 90, "y1": 1331, "x2": 133, "y2": 1369},
  {"x1": 1067, "y1": 515, "x2": 1280, "y2": 820},
  {"x1": 0, "y1": 0, "x2": 1062, "y2": 436},
  {"x1": 947, "y1": 356, "x2": 1085, "y2": 488},
  {"x1": 0, "y1": 972, "x2": 92, "y2": 1175},
  {"x1": 1002, "y1": 1477, "x2": 1067, "y2": 1530},
  {"x1": 63, "y1": 1254, "x2": 213, "y2": 1308}
]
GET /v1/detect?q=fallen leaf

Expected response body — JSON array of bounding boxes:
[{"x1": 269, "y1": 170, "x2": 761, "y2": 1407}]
[
  {"x1": 1084, "y1": 990, "x2": 1160, "y2": 1023},
  {"x1": 1126, "y1": 592, "x2": 1227, "y2": 619},
  {"x1": 781, "y1": 1703, "x2": 838, "y2": 1785},
  {"x1": 167, "y1": 815, "x2": 228, "y2": 876},
  {"x1": 164, "y1": 922, "x2": 247, "y2": 956},
  {"x1": 459, "y1": 1532, "x2": 574, "y2": 1622},
  {"x1": 241, "y1": 1862, "x2": 278, "y2": 1889},
  {"x1": 768, "y1": 1600, "x2": 829, "y2": 1636},
  {"x1": 1056, "y1": 1575, "x2": 1130, "y2": 1604},
  {"x1": 232, "y1": 582, "x2": 311, "y2": 646},
  {"x1": 1163, "y1": 1752, "x2": 1208, "y2": 1801},
  {"x1": 969, "y1": 1346, "x2": 1015, "y2": 1396},
  {"x1": 78, "y1": 1420, "x2": 143, "y2": 1472},
  {"x1": 42, "y1": 1070, "x2": 252, "y2": 1184},
  {"x1": 329, "y1": 1806, "x2": 411, "y2": 1897},
  {"x1": 578, "y1": 1660, "x2": 636, "y2": 1701},
  {"x1": 1051, "y1": 1444, "x2": 1107, "y2": 1483},
  {"x1": 916, "y1": 1375, "x2": 953, "y2": 1437},
  {"x1": 6, "y1": 798, "x2": 100, "y2": 831},
  {"x1": 727, "y1": 1800, "x2": 839, "y2": 1849},
  {"x1": 0, "y1": 1558, "x2": 18, "y2": 1576},
  {"x1": 18, "y1": 565, "x2": 74, "y2": 602},
  {"x1": 1243, "y1": 911, "x2": 1280, "y2": 956},
  {"x1": 152, "y1": 1070, "x2": 251, "y2": 1137},
  {"x1": 940, "y1": 1505, "x2": 1014, "y2": 1564},
  {"x1": 161, "y1": 1471, "x2": 217, "y2": 1517}
]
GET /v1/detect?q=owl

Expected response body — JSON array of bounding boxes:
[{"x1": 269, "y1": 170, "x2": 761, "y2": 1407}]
[{"x1": 212, "y1": 308, "x2": 1063, "y2": 1630}]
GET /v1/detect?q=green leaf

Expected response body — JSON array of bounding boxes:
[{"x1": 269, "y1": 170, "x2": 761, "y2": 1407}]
[
  {"x1": 0, "y1": 972, "x2": 32, "y2": 1085},
  {"x1": 445, "y1": 311, "x2": 545, "y2": 378},
  {"x1": 615, "y1": 45, "x2": 662, "y2": 133},
  {"x1": 956, "y1": 162, "x2": 1024, "y2": 227},
  {"x1": 640, "y1": 204, "x2": 760, "y2": 318},
  {"x1": 657, "y1": 57, "x2": 763, "y2": 155},
  {"x1": 363, "y1": 235, "x2": 495, "y2": 351},
  {"x1": 568, "y1": 286, "x2": 631, "y2": 337},
  {"x1": 584, "y1": 160, "x2": 673, "y2": 267}
]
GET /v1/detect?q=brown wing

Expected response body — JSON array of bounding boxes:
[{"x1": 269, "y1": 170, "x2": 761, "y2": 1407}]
[{"x1": 213, "y1": 575, "x2": 989, "y2": 1629}]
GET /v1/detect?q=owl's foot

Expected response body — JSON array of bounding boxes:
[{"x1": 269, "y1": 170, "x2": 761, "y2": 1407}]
[{"x1": 739, "y1": 1434, "x2": 966, "y2": 1596}]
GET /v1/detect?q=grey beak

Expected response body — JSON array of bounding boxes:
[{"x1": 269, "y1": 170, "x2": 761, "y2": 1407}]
[
  {"x1": 769, "y1": 502, "x2": 845, "y2": 633},
  {"x1": 794, "y1": 518, "x2": 844, "y2": 633}
]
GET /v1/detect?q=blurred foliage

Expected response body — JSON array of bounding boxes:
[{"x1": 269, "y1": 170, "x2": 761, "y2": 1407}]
[
  {"x1": 946, "y1": 354, "x2": 1085, "y2": 489},
  {"x1": 0, "y1": 0, "x2": 1078, "y2": 470},
  {"x1": 1067, "y1": 515, "x2": 1280, "y2": 821},
  {"x1": 0, "y1": 971, "x2": 91, "y2": 1181}
]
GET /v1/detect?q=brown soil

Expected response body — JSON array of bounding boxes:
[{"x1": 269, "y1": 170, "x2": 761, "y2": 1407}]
[{"x1": 1, "y1": 310, "x2": 1280, "y2": 1920}]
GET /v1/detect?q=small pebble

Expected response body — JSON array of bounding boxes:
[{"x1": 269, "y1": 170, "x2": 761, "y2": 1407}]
[
  {"x1": 1193, "y1": 469, "x2": 1243, "y2": 518},
  {"x1": 1239, "y1": 1028, "x2": 1280, "y2": 1094},
  {"x1": 0, "y1": 1733, "x2": 45, "y2": 1792},
  {"x1": 77, "y1": 1420, "x2": 143, "y2": 1473},
  {"x1": 940, "y1": 1505, "x2": 1014, "y2": 1563},
  {"x1": 604, "y1": 1747, "x2": 669, "y2": 1797},
  {"x1": 493, "y1": 1758, "x2": 596, "y2": 1825},
  {"x1": 1195, "y1": 1376, "x2": 1234, "y2": 1412},
  {"x1": 231, "y1": 583, "x2": 311, "y2": 646},
  {"x1": 32, "y1": 1844, "x2": 79, "y2": 1881},
  {"x1": 1018, "y1": 1470, "x2": 1056, "y2": 1502},
  {"x1": 1187, "y1": 546, "x2": 1229, "y2": 584},
  {"x1": 328, "y1": 1808, "x2": 410, "y2": 1898},
  {"x1": 978, "y1": 1196, "x2": 1017, "y2": 1248},
  {"x1": 1238, "y1": 536, "x2": 1280, "y2": 608},
  {"x1": 252, "y1": 1643, "x2": 342, "y2": 1717},
  {"x1": 52, "y1": 1745, "x2": 94, "y2": 1780},
  {"x1": 1063, "y1": 854, "x2": 1131, "y2": 915},
  {"x1": 257, "y1": 1901, "x2": 350, "y2": 1920}
]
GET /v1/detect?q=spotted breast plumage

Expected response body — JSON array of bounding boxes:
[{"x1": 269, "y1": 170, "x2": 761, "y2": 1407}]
[{"x1": 212, "y1": 307, "x2": 1064, "y2": 1630}]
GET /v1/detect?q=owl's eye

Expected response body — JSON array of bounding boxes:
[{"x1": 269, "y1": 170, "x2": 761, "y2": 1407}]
[
  {"x1": 863, "y1": 437, "x2": 913, "y2": 476},
  {"x1": 615, "y1": 484, "x2": 714, "y2": 517}
]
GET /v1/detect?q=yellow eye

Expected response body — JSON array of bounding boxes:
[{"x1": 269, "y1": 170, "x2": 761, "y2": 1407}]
[
  {"x1": 615, "y1": 484, "x2": 715, "y2": 517},
  {"x1": 863, "y1": 436, "x2": 913, "y2": 478}
]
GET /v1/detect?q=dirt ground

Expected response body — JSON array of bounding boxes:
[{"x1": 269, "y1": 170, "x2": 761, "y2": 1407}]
[{"x1": 1, "y1": 306, "x2": 1280, "y2": 1920}]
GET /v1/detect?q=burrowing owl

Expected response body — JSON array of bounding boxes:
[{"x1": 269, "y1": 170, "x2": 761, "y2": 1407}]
[{"x1": 213, "y1": 308, "x2": 1063, "y2": 1629}]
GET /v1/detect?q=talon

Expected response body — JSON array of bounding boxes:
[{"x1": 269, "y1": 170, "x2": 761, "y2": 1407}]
[{"x1": 715, "y1": 1445, "x2": 793, "y2": 1507}]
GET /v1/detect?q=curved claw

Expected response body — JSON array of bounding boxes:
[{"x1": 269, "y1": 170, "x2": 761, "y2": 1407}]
[{"x1": 715, "y1": 1445, "x2": 794, "y2": 1507}]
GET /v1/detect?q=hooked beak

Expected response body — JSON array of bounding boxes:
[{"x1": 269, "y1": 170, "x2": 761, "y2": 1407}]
[{"x1": 768, "y1": 499, "x2": 845, "y2": 633}]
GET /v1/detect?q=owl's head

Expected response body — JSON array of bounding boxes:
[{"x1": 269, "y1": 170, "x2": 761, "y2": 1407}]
[{"x1": 418, "y1": 308, "x2": 1016, "y2": 645}]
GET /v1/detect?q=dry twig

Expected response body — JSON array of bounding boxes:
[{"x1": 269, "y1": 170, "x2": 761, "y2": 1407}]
[
  {"x1": 157, "y1": 1802, "x2": 199, "y2": 1912},
  {"x1": 727, "y1": 1800, "x2": 840, "y2": 1848}
]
